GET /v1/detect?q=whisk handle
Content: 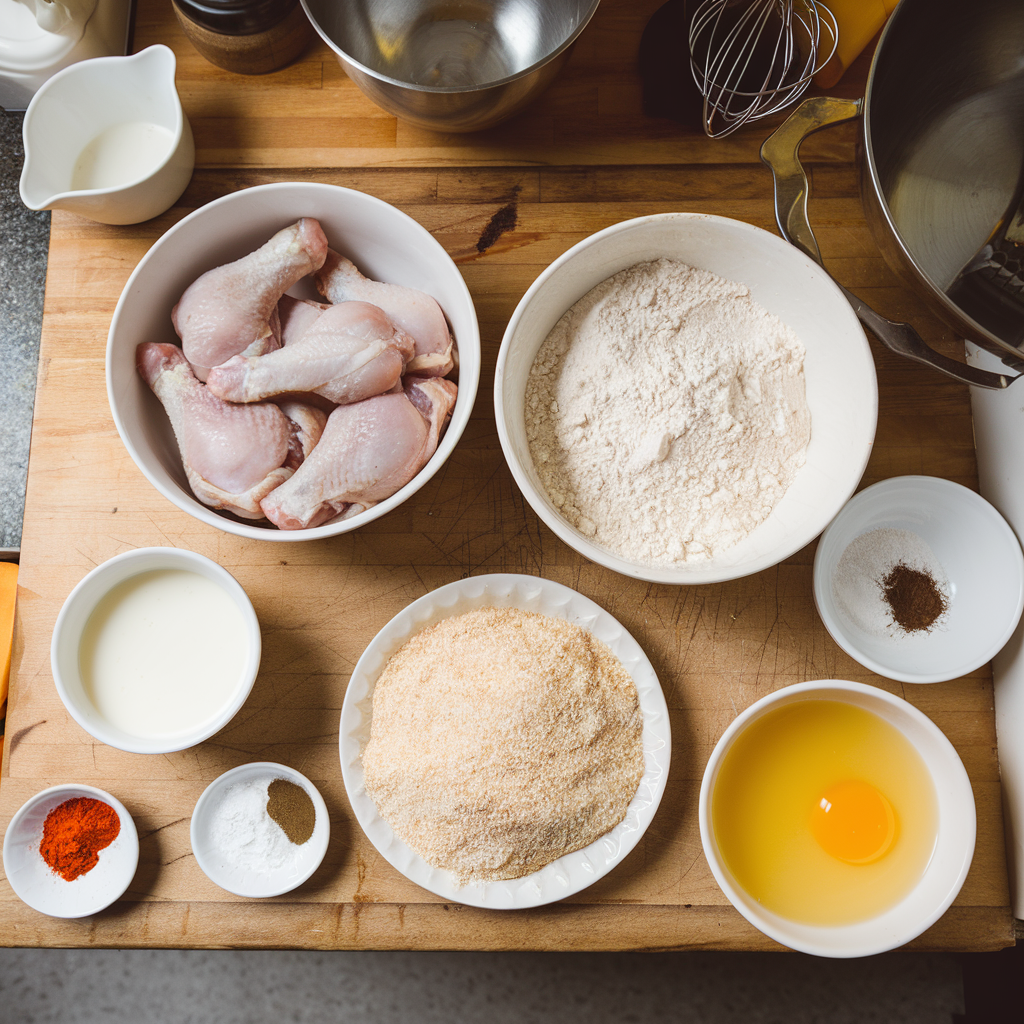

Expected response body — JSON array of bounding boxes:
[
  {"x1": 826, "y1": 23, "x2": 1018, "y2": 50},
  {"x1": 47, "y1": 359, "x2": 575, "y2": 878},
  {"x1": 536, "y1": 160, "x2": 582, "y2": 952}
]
[{"x1": 760, "y1": 96, "x2": 862, "y2": 264}]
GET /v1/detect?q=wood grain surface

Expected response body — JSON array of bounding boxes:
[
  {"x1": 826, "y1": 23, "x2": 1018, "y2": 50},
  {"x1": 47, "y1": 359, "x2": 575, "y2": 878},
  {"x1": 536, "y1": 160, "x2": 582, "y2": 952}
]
[{"x1": 0, "y1": 0, "x2": 1013, "y2": 950}]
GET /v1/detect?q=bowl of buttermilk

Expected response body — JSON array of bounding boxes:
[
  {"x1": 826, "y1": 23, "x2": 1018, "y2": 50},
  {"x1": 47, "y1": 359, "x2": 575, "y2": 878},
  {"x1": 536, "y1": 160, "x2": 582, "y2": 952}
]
[
  {"x1": 494, "y1": 212, "x2": 878, "y2": 584},
  {"x1": 51, "y1": 547, "x2": 262, "y2": 754}
]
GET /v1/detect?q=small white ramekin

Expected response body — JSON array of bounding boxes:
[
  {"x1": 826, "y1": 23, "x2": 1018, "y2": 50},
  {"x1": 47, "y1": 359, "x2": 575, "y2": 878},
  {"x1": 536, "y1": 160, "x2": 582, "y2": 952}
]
[
  {"x1": 3, "y1": 784, "x2": 139, "y2": 919},
  {"x1": 813, "y1": 475, "x2": 1024, "y2": 683},
  {"x1": 51, "y1": 547, "x2": 262, "y2": 754},
  {"x1": 190, "y1": 762, "x2": 330, "y2": 898}
]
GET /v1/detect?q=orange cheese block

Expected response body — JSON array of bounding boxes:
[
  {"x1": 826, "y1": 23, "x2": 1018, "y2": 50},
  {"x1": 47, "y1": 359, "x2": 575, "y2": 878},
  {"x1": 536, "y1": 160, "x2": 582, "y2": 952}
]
[{"x1": 0, "y1": 561, "x2": 17, "y2": 708}]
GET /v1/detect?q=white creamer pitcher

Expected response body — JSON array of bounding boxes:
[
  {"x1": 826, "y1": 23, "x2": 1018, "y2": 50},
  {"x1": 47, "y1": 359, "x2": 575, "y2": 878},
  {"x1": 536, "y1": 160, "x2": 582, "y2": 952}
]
[{"x1": 20, "y1": 44, "x2": 195, "y2": 225}]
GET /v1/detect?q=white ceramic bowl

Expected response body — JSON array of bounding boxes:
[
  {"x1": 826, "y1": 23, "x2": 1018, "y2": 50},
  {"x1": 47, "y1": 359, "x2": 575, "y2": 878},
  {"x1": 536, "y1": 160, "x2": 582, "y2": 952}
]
[
  {"x1": 3, "y1": 784, "x2": 139, "y2": 918},
  {"x1": 190, "y1": 762, "x2": 330, "y2": 897},
  {"x1": 813, "y1": 476, "x2": 1024, "y2": 683},
  {"x1": 107, "y1": 181, "x2": 480, "y2": 541},
  {"x1": 340, "y1": 573, "x2": 671, "y2": 909},
  {"x1": 51, "y1": 547, "x2": 262, "y2": 754},
  {"x1": 494, "y1": 212, "x2": 878, "y2": 584},
  {"x1": 699, "y1": 680, "x2": 976, "y2": 957}
]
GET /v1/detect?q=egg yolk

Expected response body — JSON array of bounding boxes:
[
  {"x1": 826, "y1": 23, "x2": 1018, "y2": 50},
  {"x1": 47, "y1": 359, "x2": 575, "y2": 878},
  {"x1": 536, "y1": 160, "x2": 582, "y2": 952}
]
[{"x1": 810, "y1": 779, "x2": 897, "y2": 865}]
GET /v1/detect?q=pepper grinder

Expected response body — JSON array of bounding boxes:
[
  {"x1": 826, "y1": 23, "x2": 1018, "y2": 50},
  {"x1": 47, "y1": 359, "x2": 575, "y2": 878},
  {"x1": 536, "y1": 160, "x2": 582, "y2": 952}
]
[{"x1": 172, "y1": 0, "x2": 314, "y2": 75}]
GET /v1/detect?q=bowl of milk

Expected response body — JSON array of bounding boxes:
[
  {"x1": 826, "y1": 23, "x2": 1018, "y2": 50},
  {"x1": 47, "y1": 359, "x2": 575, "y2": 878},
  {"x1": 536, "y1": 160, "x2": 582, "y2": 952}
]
[
  {"x1": 51, "y1": 547, "x2": 261, "y2": 754},
  {"x1": 19, "y1": 44, "x2": 194, "y2": 225}
]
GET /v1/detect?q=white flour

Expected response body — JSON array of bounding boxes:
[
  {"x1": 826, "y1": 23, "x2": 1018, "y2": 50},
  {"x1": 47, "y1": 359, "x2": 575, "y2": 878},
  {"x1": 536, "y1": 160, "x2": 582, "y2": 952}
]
[{"x1": 525, "y1": 259, "x2": 811, "y2": 565}]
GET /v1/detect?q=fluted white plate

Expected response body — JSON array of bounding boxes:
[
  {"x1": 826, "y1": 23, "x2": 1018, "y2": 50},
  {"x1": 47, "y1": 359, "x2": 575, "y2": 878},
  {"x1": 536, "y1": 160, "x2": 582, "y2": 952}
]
[{"x1": 339, "y1": 573, "x2": 671, "y2": 909}]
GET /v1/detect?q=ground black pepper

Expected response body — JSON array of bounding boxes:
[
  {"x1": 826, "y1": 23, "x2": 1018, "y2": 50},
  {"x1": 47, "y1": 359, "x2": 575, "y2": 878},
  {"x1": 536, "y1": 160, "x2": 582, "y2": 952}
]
[
  {"x1": 879, "y1": 561, "x2": 947, "y2": 633},
  {"x1": 266, "y1": 778, "x2": 315, "y2": 845}
]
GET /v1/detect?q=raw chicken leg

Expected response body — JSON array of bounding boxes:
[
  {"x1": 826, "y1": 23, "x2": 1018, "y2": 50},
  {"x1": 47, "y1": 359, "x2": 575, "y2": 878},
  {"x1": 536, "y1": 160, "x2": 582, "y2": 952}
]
[
  {"x1": 260, "y1": 376, "x2": 458, "y2": 530},
  {"x1": 315, "y1": 250, "x2": 454, "y2": 377},
  {"x1": 276, "y1": 294, "x2": 328, "y2": 347},
  {"x1": 277, "y1": 399, "x2": 329, "y2": 471},
  {"x1": 173, "y1": 218, "x2": 329, "y2": 380},
  {"x1": 137, "y1": 343, "x2": 324, "y2": 519},
  {"x1": 206, "y1": 300, "x2": 416, "y2": 406}
]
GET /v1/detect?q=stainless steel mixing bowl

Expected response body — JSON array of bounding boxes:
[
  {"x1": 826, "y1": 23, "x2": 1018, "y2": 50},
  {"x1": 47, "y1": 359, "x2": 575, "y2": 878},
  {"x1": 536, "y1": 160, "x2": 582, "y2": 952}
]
[
  {"x1": 300, "y1": 0, "x2": 601, "y2": 132},
  {"x1": 761, "y1": 0, "x2": 1024, "y2": 389}
]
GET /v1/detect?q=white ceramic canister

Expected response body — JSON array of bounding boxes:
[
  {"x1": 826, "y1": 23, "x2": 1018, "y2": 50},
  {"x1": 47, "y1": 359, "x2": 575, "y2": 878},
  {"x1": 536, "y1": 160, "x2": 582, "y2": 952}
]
[
  {"x1": 0, "y1": 0, "x2": 133, "y2": 111},
  {"x1": 19, "y1": 43, "x2": 195, "y2": 225}
]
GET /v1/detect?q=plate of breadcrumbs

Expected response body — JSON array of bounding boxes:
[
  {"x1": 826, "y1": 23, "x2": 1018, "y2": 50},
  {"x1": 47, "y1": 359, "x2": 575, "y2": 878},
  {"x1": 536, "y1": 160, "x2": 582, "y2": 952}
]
[{"x1": 340, "y1": 573, "x2": 671, "y2": 908}]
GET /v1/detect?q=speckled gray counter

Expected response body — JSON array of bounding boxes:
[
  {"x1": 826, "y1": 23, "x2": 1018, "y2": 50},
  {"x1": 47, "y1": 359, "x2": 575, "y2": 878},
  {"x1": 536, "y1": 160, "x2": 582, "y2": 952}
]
[
  {"x1": 0, "y1": 948, "x2": 967, "y2": 1023},
  {"x1": 0, "y1": 109, "x2": 49, "y2": 555}
]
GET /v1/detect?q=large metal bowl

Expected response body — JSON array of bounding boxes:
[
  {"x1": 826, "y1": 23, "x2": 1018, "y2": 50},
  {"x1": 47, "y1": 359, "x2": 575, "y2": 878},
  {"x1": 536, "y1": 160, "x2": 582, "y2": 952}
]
[
  {"x1": 762, "y1": 0, "x2": 1024, "y2": 389},
  {"x1": 300, "y1": 0, "x2": 600, "y2": 132}
]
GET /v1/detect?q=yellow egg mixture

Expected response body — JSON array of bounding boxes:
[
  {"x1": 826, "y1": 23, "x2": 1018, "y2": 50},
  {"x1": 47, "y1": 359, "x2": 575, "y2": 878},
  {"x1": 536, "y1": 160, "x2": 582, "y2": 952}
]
[{"x1": 711, "y1": 700, "x2": 938, "y2": 926}]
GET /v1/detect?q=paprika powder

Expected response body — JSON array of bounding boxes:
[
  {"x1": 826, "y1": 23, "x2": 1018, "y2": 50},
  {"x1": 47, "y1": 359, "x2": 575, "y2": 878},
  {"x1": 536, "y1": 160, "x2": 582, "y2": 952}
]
[{"x1": 39, "y1": 797, "x2": 121, "y2": 881}]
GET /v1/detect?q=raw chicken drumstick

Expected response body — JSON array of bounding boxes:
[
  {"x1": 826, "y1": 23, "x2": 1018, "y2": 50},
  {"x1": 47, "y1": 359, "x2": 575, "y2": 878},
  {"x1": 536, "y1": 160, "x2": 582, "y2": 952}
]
[
  {"x1": 275, "y1": 294, "x2": 328, "y2": 347},
  {"x1": 206, "y1": 300, "x2": 415, "y2": 406},
  {"x1": 260, "y1": 376, "x2": 458, "y2": 530},
  {"x1": 276, "y1": 400, "x2": 330, "y2": 472},
  {"x1": 315, "y1": 249, "x2": 454, "y2": 377},
  {"x1": 137, "y1": 343, "x2": 326, "y2": 519},
  {"x1": 173, "y1": 218, "x2": 329, "y2": 381}
]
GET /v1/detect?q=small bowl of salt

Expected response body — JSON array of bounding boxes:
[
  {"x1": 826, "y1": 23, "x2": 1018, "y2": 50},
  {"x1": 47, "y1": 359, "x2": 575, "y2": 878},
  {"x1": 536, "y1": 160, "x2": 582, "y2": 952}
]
[
  {"x1": 813, "y1": 476, "x2": 1024, "y2": 684},
  {"x1": 190, "y1": 762, "x2": 330, "y2": 897}
]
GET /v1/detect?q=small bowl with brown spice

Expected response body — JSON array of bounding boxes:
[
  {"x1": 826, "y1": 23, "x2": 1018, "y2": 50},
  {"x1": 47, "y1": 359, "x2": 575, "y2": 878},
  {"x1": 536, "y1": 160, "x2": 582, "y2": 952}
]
[{"x1": 813, "y1": 476, "x2": 1024, "y2": 684}]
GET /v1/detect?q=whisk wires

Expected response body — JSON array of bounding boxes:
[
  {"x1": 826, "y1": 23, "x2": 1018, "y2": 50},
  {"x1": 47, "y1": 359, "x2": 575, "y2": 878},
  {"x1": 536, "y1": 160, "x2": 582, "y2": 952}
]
[{"x1": 689, "y1": 0, "x2": 837, "y2": 138}]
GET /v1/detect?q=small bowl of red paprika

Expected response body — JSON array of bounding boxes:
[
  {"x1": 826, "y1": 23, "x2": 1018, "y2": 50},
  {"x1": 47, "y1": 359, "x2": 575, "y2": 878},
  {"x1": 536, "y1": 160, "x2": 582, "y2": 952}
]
[{"x1": 3, "y1": 784, "x2": 139, "y2": 918}]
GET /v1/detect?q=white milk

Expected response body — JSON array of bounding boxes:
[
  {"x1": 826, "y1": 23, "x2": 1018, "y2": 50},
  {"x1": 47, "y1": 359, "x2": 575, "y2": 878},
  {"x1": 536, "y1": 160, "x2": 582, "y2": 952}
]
[
  {"x1": 70, "y1": 121, "x2": 175, "y2": 191},
  {"x1": 79, "y1": 569, "x2": 249, "y2": 738}
]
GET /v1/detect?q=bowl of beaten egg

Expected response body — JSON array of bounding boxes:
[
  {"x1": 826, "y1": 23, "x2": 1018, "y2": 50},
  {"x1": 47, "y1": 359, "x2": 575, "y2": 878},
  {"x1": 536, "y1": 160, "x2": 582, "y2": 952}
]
[
  {"x1": 494, "y1": 213, "x2": 878, "y2": 584},
  {"x1": 699, "y1": 680, "x2": 975, "y2": 957},
  {"x1": 51, "y1": 547, "x2": 261, "y2": 754}
]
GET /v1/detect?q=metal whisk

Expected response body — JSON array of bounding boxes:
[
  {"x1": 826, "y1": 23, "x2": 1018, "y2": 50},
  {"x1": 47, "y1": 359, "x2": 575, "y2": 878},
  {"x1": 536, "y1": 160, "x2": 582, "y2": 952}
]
[{"x1": 689, "y1": 0, "x2": 837, "y2": 138}]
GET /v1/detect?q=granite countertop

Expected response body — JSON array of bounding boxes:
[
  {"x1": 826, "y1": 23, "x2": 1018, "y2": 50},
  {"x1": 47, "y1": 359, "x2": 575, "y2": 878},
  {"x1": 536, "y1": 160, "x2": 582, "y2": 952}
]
[{"x1": 0, "y1": 110, "x2": 49, "y2": 557}]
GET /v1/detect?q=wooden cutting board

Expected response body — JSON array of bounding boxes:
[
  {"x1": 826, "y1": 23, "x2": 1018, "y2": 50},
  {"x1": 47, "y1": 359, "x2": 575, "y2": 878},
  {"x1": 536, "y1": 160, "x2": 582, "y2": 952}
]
[{"x1": 0, "y1": 0, "x2": 1013, "y2": 950}]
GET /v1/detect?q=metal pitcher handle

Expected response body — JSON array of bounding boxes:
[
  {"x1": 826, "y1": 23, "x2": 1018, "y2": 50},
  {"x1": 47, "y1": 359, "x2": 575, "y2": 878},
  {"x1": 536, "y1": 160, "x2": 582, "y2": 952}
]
[
  {"x1": 761, "y1": 96, "x2": 861, "y2": 265},
  {"x1": 761, "y1": 97, "x2": 1018, "y2": 390}
]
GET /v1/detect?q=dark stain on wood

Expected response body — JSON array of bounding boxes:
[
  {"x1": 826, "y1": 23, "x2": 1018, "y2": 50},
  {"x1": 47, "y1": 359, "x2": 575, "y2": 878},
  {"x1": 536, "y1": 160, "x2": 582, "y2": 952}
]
[{"x1": 476, "y1": 186, "x2": 521, "y2": 253}]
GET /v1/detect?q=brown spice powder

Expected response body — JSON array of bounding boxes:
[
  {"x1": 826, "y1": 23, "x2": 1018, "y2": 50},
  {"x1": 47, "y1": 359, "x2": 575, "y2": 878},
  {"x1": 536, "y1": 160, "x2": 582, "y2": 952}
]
[
  {"x1": 266, "y1": 778, "x2": 315, "y2": 845},
  {"x1": 361, "y1": 607, "x2": 645, "y2": 885},
  {"x1": 880, "y1": 561, "x2": 948, "y2": 633}
]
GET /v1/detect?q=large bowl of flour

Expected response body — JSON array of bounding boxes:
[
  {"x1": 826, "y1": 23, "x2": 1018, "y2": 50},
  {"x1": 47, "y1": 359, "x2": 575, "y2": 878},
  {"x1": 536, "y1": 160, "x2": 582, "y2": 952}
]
[{"x1": 494, "y1": 213, "x2": 878, "y2": 584}]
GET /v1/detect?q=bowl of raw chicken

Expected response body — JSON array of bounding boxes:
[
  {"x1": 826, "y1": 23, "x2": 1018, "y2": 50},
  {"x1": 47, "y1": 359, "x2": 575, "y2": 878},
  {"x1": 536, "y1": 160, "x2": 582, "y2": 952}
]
[{"x1": 107, "y1": 182, "x2": 479, "y2": 540}]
